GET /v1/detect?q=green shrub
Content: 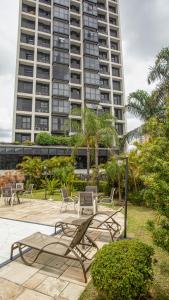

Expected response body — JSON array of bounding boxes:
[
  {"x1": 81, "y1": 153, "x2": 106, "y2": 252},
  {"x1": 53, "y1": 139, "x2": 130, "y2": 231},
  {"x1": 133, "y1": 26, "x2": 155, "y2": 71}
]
[
  {"x1": 91, "y1": 239, "x2": 154, "y2": 300},
  {"x1": 22, "y1": 140, "x2": 34, "y2": 146},
  {"x1": 35, "y1": 132, "x2": 53, "y2": 145},
  {"x1": 128, "y1": 190, "x2": 145, "y2": 206},
  {"x1": 73, "y1": 180, "x2": 86, "y2": 191}
]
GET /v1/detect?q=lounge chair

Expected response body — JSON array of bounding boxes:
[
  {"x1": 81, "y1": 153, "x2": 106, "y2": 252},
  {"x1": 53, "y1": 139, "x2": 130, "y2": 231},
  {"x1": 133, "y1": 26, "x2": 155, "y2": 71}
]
[
  {"x1": 98, "y1": 187, "x2": 116, "y2": 205},
  {"x1": 78, "y1": 192, "x2": 96, "y2": 216},
  {"x1": 10, "y1": 216, "x2": 97, "y2": 282},
  {"x1": 55, "y1": 207, "x2": 123, "y2": 241},
  {"x1": 60, "y1": 188, "x2": 78, "y2": 212}
]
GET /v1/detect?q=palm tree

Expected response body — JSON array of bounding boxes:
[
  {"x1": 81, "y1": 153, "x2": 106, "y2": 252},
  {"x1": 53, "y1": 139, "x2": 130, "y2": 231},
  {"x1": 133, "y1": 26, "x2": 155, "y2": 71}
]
[
  {"x1": 123, "y1": 89, "x2": 165, "y2": 144},
  {"x1": 148, "y1": 47, "x2": 169, "y2": 100},
  {"x1": 17, "y1": 156, "x2": 43, "y2": 187}
]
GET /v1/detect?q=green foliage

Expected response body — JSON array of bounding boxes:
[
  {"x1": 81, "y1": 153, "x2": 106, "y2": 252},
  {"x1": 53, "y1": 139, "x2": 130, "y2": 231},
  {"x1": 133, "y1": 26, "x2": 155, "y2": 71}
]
[
  {"x1": 72, "y1": 180, "x2": 87, "y2": 191},
  {"x1": 41, "y1": 178, "x2": 60, "y2": 195},
  {"x1": 35, "y1": 132, "x2": 72, "y2": 146},
  {"x1": 91, "y1": 239, "x2": 154, "y2": 300},
  {"x1": 22, "y1": 140, "x2": 34, "y2": 146}
]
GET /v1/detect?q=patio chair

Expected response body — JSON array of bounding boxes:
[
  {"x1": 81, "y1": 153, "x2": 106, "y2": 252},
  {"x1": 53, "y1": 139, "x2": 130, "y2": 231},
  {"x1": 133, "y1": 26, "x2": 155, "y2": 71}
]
[
  {"x1": 78, "y1": 192, "x2": 96, "y2": 217},
  {"x1": 23, "y1": 184, "x2": 34, "y2": 197},
  {"x1": 60, "y1": 188, "x2": 78, "y2": 212},
  {"x1": 55, "y1": 207, "x2": 123, "y2": 241},
  {"x1": 98, "y1": 187, "x2": 116, "y2": 205},
  {"x1": 1, "y1": 187, "x2": 16, "y2": 206},
  {"x1": 85, "y1": 186, "x2": 97, "y2": 193},
  {"x1": 16, "y1": 183, "x2": 24, "y2": 190},
  {"x1": 10, "y1": 216, "x2": 98, "y2": 283}
]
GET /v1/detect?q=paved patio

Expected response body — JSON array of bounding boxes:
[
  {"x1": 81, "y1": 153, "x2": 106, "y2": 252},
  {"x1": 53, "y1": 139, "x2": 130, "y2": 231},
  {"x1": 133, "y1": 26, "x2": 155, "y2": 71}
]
[{"x1": 0, "y1": 200, "x2": 124, "y2": 300}]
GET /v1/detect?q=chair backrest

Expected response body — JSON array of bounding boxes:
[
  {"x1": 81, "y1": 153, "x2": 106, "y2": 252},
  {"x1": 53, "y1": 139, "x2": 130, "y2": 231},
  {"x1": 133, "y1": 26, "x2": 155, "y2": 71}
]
[
  {"x1": 28, "y1": 184, "x2": 34, "y2": 193},
  {"x1": 1, "y1": 187, "x2": 13, "y2": 197},
  {"x1": 85, "y1": 186, "x2": 97, "y2": 194},
  {"x1": 16, "y1": 183, "x2": 24, "y2": 190},
  {"x1": 68, "y1": 216, "x2": 93, "y2": 251},
  {"x1": 79, "y1": 192, "x2": 93, "y2": 207},
  {"x1": 61, "y1": 188, "x2": 69, "y2": 201}
]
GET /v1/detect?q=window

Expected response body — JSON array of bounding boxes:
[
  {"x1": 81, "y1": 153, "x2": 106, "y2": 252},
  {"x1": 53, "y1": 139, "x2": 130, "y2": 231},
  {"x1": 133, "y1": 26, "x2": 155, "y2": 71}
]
[
  {"x1": 71, "y1": 58, "x2": 80, "y2": 69},
  {"x1": 53, "y1": 35, "x2": 69, "y2": 49},
  {"x1": 22, "y1": 4, "x2": 36, "y2": 14},
  {"x1": 17, "y1": 98, "x2": 32, "y2": 111},
  {"x1": 99, "y1": 51, "x2": 107, "y2": 60},
  {"x1": 54, "y1": 20, "x2": 69, "y2": 35},
  {"x1": 16, "y1": 115, "x2": 31, "y2": 129},
  {"x1": 85, "y1": 72, "x2": 100, "y2": 85},
  {"x1": 84, "y1": 29, "x2": 98, "y2": 42},
  {"x1": 35, "y1": 117, "x2": 49, "y2": 131},
  {"x1": 37, "y1": 52, "x2": 50, "y2": 63},
  {"x1": 71, "y1": 73, "x2": 80, "y2": 84},
  {"x1": 84, "y1": 43, "x2": 99, "y2": 56},
  {"x1": 113, "y1": 80, "x2": 121, "y2": 91},
  {"x1": 19, "y1": 65, "x2": 33, "y2": 77},
  {"x1": 84, "y1": 16, "x2": 98, "y2": 29},
  {"x1": 21, "y1": 33, "x2": 34, "y2": 45},
  {"x1": 53, "y1": 64, "x2": 69, "y2": 81},
  {"x1": 99, "y1": 38, "x2": 107, "y2": 47},
  {"x1": 114, "y1": 94, "x2": 122, "y2": 105},
  {"x1": 39, "y1": 8, "x2": 51, "y2": 19},
  {"x1": 111, "y1": 42, "x2": 118, "y2": 50},
  {"x1": 53, "y1": 50, "x2": 69, "y2": 64},
  {"x1": 71, "y1": 88, "x2": 81, "y2": 99},
  {"x1": 115, "y1": 123, "x2": 123, "y2": 135},
  {"x1": 100, "y1": 78, "x2": 109, "y2": 88},
  {"x1": 38, "y1": 22, "x2": 51, "y2": 33},
  {"x1": 37, "y1": 67, "x2": 50, "y2": 79},
  {"x1": 110, "y1": 29, "x2": 118, "y2": 37},
  {"x1": 15, "y1": 133, "x2": 31, "y2": 143},
  {"x1": 38, "y1": 37, "x2": 50, "y2": 48},
  {"x1": 54, "y1": 6, "x2": 69, "y2": 20},
  {"x1": 100, "y1": 92, "x2": 110, "y2": 102},
  {"x1": 109, "y1": 18, "x2": 117, "y2": 25},
  {"x1": 114, "y1": 109, "x2": 123, "y2": 120},
  {"x1": 54, "y1": 0, "x2": 69, "y2": 7},
  {"x1": 36, "y1": 83, "x2": 49, "y2": 95},
  {"x1": 52, "y1": 117, "x2": 68, "y2": 132},
  {"x1": 112, "y1": 67, "x2": 120, "y2": 77},
  {"x1": 20, "y1": 49, "x2": 34, "y2": 60},
  {"x1": 52, "y1": 99, "x2": 69, "y2": 113},
  {"x1": 84, "y1": 56, "x2": 99, "y2": 70},
  {"x1": 71, "y1": 45, "x2": 80, "y2": 54},
  {"x1": 112, "y1": 54, "x2": 119, "y2": 63},
  {"x1": 53, "y1": 83, "x2": 69, "y2": 97},
  {"x1": 100, "y1": 64, "x2": 109, "y2": 74},
  {"x1": 21, "y1": 18, "x2": 35, "y2": 29},
  {"x1": 83, "y1": 2, "x2": 97, "y2": 16},
  {"x1": 35, "y1": 100, "x2": 49, "y2": 113},
  {"x1": 85, "y1": 87, "x2": 100, "y2": 101},
  {"x1": 18, "y1": 81, "x2": 33, "y2": 94}
]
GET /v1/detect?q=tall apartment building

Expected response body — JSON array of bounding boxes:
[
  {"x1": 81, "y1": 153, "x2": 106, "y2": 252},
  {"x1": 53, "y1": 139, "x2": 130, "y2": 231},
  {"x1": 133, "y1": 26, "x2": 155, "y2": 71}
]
[{"x1": 12, "y1": 0, "x2": 125, "y2": 143}]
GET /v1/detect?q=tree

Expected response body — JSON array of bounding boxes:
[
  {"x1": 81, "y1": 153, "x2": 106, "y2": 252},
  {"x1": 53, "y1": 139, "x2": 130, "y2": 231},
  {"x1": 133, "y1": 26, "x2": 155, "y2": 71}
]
[{"x1": 17, "y1": 156, "x2": 43, "y2": 187}]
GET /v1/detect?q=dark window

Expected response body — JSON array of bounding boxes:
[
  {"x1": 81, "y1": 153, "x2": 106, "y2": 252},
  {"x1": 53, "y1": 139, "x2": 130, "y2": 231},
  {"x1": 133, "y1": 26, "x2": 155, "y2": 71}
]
[
  {"x1": 98, "y1": 13, "x2": 106, "y2": 21},
  {"x1": 38, "y1": 37, "x2": 50, "y2": 48},
  {"x1": 85, "y1": 87, "x2": 100, "y2": 101},
  {"x1": 84, "y1": 29, "x2": 98, "y2": 42},
  {"x1": 83, "y1": 2, "x2": 97, "y2": 16},
  {"x1": 40, "y1": 0, "x2": 51, "y2": 5},
  {"x1": 99, "y1": 38, "x2": 107, "y2": 47},
  {"x1": 21, "y1": 18, "x2": 35, "y2": 29},
  {"x1": 109, "y1": 5, "x2": 117, "y2": 13},
  {"x1": 16, "y1": 115, "x2": 31, "y2": 129},
  {"x1": 21, "y1": 33, "x2": 34, "y2": 45},
  {"x1": 53, "y1": 50, "x2": 69, "y2": 64},
  {"x1": 53, "y1": 64, "x2": 69, "y2": 81},
  {"x1": 15, "y1": 133, "x2": 31, "y2": 143},
  {"x1": 54, "y1": 20, "x2": 69, "y2": 35},
  {"x1": 19, "y1": 65, "x2": 33, "y2": 77},
  {"x1": 53, "y1": 35, "x2": 69, "y2": 49},
  {"x1": 70, "y1": 18, "x2": 80, "y2": 26},
  {"x1": 111, "y1": 42, "x2": 118, "y2": 50},
  {"x1": 37, "y1": 51, "x2": 50, "y2": 63},
  {"x1": 110, "y1": 29, "x2": 118, "y2": 37},
  {"x1": 114, "y1": 109, "x2": 123, "y2": 120},
  {"x1": 109, "y1": 18, "x2": 117, "y2": 25},
  {"x1": 71, "y1": 73, "x2": 80, "y2": 84},
  {"x1": 35, "y1": 117, "x2": 49, "y2": 131},
  {"x1": 17, "y1": 98, "x2": 32, "y2": 111},
  {"x1": 54, "y1": 0, "x2": 69, "y2": 6},
  {"x1": 100, "y1": 64, "x2": 109, "y2": 74},
  {"x1": 52, "y1": 116, "x2": 68, "y2": 132},
  {"x1": 100, "y1": 78, "x2": 109, "y2": 88},
  {"x1": 112, "y1": 67, "x2": 120, "y2": 77},
  {"x1": 36, "y1": 83, "x2": 49, "y2": 95},
  {"x1": 52, "y1": 99, "x2": 70, "y2": 113},
  {"x1": 22, "y1": 4, "x2": 36, "y2": 14},
  {"x1": 84, "y1": 43, "x2": 99, "y2": 56},
  {"x1": 37, "y1": 67, "x2": 50, "y2": 79},
  {"x1": 100, "y1": 92, "x2": 110, "y2": 102},
  {"x1": 84, "y1": 16, "x2": 98, "y2": 29},
  {"x1": 20, "y1": 49, "x2": 34, "y2": 60},
  {"x1": 114, "y1": 94, "x2": 121, "y2": 105},
  {"x1": 113, "y1": 80, "x2": 121, "y2": 91},
  {"x1": 38, "y1": 22, "x2": 51, "y2": 33},
  {"x1": 18, "y1": 81, "x2": 33, "y2": 94},
  {"x1": 53, "y1": 83, "x2": 69, "y2": 97},
  {"x1": 115, "y1": 123, "x2": 123, "y2": 135},
  {"x1": 71, "y1": 58, "x2": 80, "y2": 69},
  {"x1": 71, "y1": 88, "x2": 81, "y2": 99},
  {"x1": 39, "y1": 8, "x2": 51, "y2": 19},
  {"x1": 71, "y1": 31, "x2": 80, "y2": 40},
  {"x1": 35, "y1": 100, "x2": 49, "y2": 113},
  {"x1": 99, "y1": 51, "x2": 108, "y2": 60},
  {"x1": 112, "y1": 54, "x2": 119, "y2": 63},
  {"x1": 84, "y1": 56, "x2": 99, "y2": 70},
  {"x1": 54, "y1": 6, "x2": 69, "y2": 20},
  {"x1": 70, "y1": 4, "x2": 80, "y2": 13},
  {"x1": 98, "y1": 26, "x2": 107, "y2": 34},
  {"x1": 84, "y1": 71, "x2": 100, "y2": 85},
  {"x1": 71, "y1": 44, "x2": 80, "y2": 54}
]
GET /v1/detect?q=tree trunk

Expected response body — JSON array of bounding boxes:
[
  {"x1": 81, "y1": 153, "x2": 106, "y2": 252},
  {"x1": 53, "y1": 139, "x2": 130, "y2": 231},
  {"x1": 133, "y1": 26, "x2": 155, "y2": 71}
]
[
  {"x1": 87, "y1": 142, "x2": 90, "y2": 181},
  {"x1": 95, "y1": 141, "x2": 99, "y2": 189}
]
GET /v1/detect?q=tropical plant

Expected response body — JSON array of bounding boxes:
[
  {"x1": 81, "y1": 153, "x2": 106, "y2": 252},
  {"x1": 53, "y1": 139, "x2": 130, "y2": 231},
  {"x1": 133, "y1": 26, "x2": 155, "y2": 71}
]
[{"x1": 41, "y1": 178, "x2": 60, "y2": 195}]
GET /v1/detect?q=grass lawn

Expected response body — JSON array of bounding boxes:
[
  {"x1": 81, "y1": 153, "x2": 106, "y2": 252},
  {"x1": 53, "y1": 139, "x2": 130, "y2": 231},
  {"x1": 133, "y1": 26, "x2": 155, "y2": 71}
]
[
  {"x1": 22, "y1": 189, "x2": 61, "y2": 201},
  {"x1": 79, "y1": 204, "x2": 169, "y2": 300}
]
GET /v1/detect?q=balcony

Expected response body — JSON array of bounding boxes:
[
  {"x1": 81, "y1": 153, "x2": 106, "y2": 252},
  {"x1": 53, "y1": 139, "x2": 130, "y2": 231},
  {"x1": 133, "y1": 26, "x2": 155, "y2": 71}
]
[
  {"x1": 38, "y1": 37, "x2": 50, "y2": 48},
  {"x1": 37, "y1": 68, "x2": 50, "y2": 80},
  {"x1": 22, "y1": 4, "x2": 36, "y2": 15},
  {"x1": 70, "y1": 5, "x2": 80, "y2": 14},
  {"x1": 39, "y1": 8, "x2": 51, "y2": 19},
  {"x1": 20, "y1": 49, "x2": 34, "y2": 61},
  {"x1": 71, "y1": 45, "x2": 80, "y2": 55},
  {"x1": 21, "y1": 33, "x2": 34, "y2": 45},
  {"x1": 38, "y1": 23, "x2": 51, "y2": 34},
  {"x1": 37, "y1": 52, "x2": 50, "y2": 64},
  {"x1": 21, "y1": 19, "x2": 35, "y2": 30},
  {"x1": 100, "y1": 66, "x2": 109, "y2": 75},
  {"x1": 39, "y1": 0, "x2": 51, "y2": 5},
  {"x1": 98, "y1": 26, "x2": 107, "y2": 34},
  {"x1": 100, "y1": 80, "x2": 109, "y2": 89},
  {"x1": 71, "y1": 88, "x2": 81, "y2": 99},
  {"x1": 70, "y1": 18, "x2": 80, "y2": 27},
  {"x1": 71, "y1": 31, "x2": 80, "y2": 41},
  {"x1": 109, "y1": 6, "x2": 117, "y2": 14},
  {"x1": 71, "y1": 59, "x2": 80, "y2": 69},
  {"x1": 19, "y1": 65, "x2": 34, "y2": 77},
  {"x1": 110, "y1": 29, "x2": 118, "y2": 38},
  {"x1": 99, "y1": 40, "x2": 107, "y2": 47},
  {"x1": 109, "y1": 18, "x2": 117, "y2": 26},
  {"x1": 71, "y1": 74, "x2": 81, "y2": 84},
  {"x1": 98, "y1": 3, "x2": 106, "y2": 10},
  {"x1": 36, "y1": 83, "x2": 49, "y2": 96},
  {"x1": 98, "y1": 14, "x2": 106, "y2": 22}
]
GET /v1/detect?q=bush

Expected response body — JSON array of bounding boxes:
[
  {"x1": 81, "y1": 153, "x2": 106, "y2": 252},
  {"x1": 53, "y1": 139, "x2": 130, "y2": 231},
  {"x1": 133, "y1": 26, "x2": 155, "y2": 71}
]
[
  {"x1": 91, "y1": 239, "x2": 154, "y2": 300},
  {"x1": 73, "y1": 180, "x2": 86, "y2": 191},
  {"x1": 35, "y1": 132, "x2": 72, "y2": 146}
]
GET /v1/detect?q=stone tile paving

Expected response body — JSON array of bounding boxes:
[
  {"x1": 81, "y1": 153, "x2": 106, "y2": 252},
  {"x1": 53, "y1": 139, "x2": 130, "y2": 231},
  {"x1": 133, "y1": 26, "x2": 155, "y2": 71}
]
[{"x1": 0, "y1": 200, "x2": 124, "y2": 300}]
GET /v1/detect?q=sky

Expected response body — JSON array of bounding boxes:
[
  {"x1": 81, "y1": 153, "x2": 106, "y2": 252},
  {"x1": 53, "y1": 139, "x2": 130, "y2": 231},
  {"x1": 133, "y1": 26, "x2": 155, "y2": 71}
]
[{"x1": 0, "y1": 0, "x2": 169, "y2": 142}]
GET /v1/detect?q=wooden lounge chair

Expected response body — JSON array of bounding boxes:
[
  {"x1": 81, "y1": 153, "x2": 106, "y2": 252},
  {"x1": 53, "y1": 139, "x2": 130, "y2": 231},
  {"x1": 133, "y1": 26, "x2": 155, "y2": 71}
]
[
  {"x1": 55, "y1": 207, "x2": 123, "y2": 241},
  {"x1": 10, "y1": 216, "x2": 97, "y2": 282}
]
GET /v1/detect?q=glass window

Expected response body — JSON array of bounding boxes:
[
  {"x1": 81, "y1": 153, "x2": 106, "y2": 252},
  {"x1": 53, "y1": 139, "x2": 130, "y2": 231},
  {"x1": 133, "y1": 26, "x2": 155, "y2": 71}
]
[
  {"x1": 19, "y1": 65, "x2": 33, "y2": 77},
  {"x1": 114, "y1": 94, "x2": 122, "y2": 105},
  {"x1": 54, "y1": 0, "x2": 69, "y2": 7},
  {"x1": 85, "y1": 87, "x2": 100, "y2": 101},
  {"x1": 15, "y1": 133, "x2": 31, "y2": 143},
  {"x1": 21, "y1": 18, "x2": 35, "y2": 29},
  {"x1": 84, "y1": 29, "x2": 98, "y2": 42},
  {"x1": 53, "y1": 64, "x2": 69, "y2": 81},
  {"x1": 37, "y1": 52, "x2": 50, "y2": 63},
  {"x1": 16, "y1": 115, "x2": 31, "y2": 129},
  {"x1": 83, "y1": 2, "x2": 97, "y2": 16},
  {"x1": 114, "y1": 109, "x2": 123, "y2": 120},
  {"x1": 21, "y1": 33, "x2": 34, "y2": 45},
  {"x1": 115, "y1": 123, "x2": 123, "y2": 135},
  {"x1": 113, "y1": 80, "x2": 121, "y2": 91},
  {"x1": 53, "y1": 83, "x2": 69, "y2": 97},
  {"x1": 112, "y1": 67, "x2": 120, "y2": 77},
  {"x1": 53, "y1": 35, "x2": 69, "y2": 49},
  {"x1": 37, "y1": 67, "x2": 50, "y2": 79},
  {"x1": 38, "y1": 22, "x2": 51, "y2": 33},
  {"x1": 52, "y1": 116, "x2": 68, "y2": 131},
  {"x1": 35, "y1": 100, "x2": 49, "y2": 113},
  {"x1": 18, "y1": 81, "x2": 33, "y2": 94},
  {"x1": 84, "y1": 16, "x2": 98, "y2": 29},
  {"x1": 112, "y1": 54, "x2": 119, "y2": 63},
  {"x1": 84, "y1": 71, "x2": 100, "y2": 85},
  {"x1": 35, "y1": 117, "x2": 49, "y2": 131},
  {"x1": 53, "y1": 50, "x2": 69, "y2": 64},
  {"x1": 84, "y1": 43, "x2": 99, "y2": 56},
  {"x1": 36, "y1": 83, "x2": 49, "y2": 95},
  {"x1": 54, "y1": 6, "x2": 69, "y2": 20},
  {"x1": 111, "y1": 42, "x2": 118, "y2": 50},
  {"x1": 38, "y1": 37, "x2": 50, "y2": 48},
  {"x1": 52, "y1": 99, "x2": 70, "y2": 113},
  {"x1": 17, "y1": 98, "x2": 32, "y2": 111},
  {"x1": 20, "y1": 49, "x2": 34, "y2": 60},
  {"x1": 54, "y1": 20, "x2": 69, "y2": 35},
  {"x1": 84, "y1": 56, "x2": 99, "y2": 70}
]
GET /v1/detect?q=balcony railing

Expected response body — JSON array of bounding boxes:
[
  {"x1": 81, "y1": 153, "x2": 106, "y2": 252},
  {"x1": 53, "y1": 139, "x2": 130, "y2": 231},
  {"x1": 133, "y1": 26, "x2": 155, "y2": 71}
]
[
  {"x1": 38, "y1": 39, "x2": 50, "y2": 48},
  {"x1": 39, "y1": 0, "x2": 51, "y2": 5}
]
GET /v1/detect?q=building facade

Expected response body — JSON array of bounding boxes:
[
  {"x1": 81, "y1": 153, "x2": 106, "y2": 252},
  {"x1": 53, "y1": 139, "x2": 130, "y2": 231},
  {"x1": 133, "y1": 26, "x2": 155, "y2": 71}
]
[{"x1": 12, "y1": 0, "x2": 125, "y2": 143}]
